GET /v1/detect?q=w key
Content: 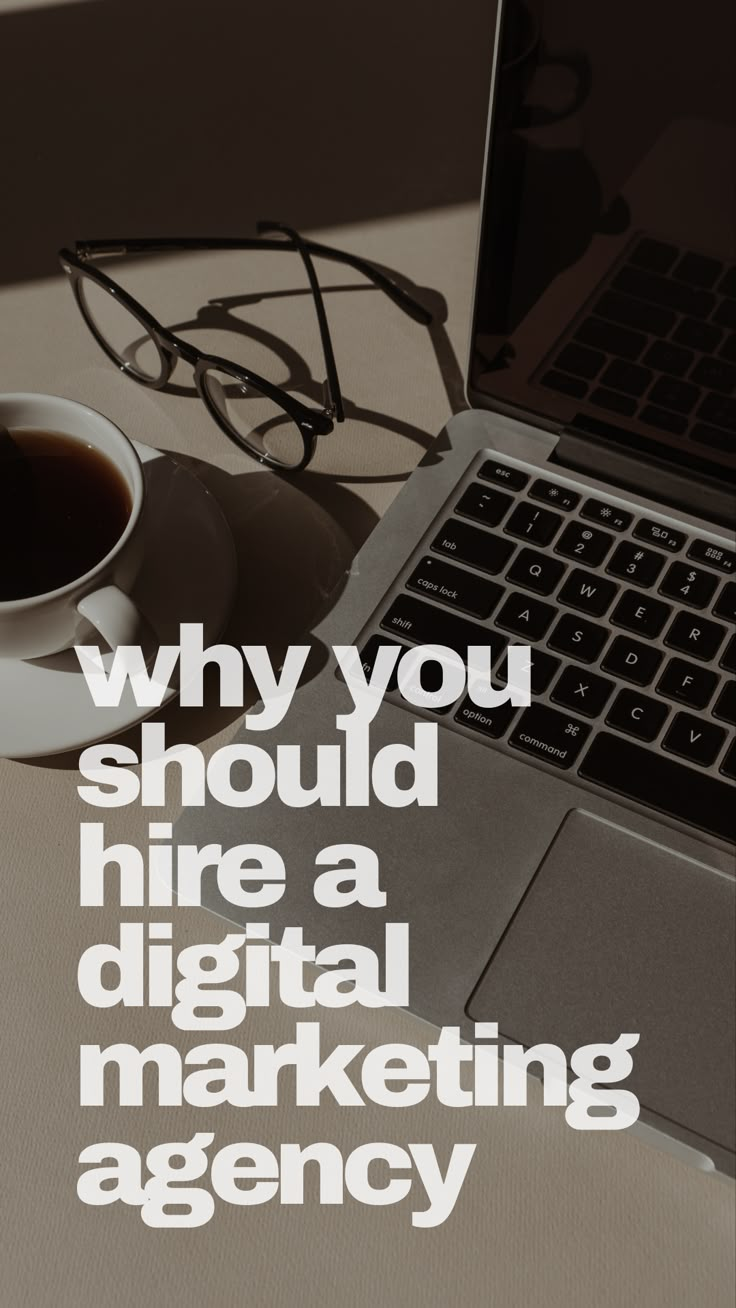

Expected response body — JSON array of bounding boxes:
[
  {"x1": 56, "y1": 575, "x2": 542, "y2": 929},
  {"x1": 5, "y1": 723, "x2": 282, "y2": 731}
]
[{"x1": 558, "y1": 568, "x2": 618, "y2": 616}]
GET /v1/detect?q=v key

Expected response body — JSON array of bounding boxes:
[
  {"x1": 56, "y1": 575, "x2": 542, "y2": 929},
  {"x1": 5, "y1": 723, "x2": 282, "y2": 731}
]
[{"x1": 663, "y1": 711, "x2": 726, "y2": 767}]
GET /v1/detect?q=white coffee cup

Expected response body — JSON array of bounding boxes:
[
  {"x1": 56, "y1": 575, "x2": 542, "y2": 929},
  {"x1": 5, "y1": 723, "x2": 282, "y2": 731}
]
[{"x1": 0, "y1": 393, "x2": 151, "y2": 660}]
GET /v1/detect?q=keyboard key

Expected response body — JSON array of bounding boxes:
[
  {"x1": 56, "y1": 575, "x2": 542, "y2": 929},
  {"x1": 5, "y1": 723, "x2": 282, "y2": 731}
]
[
  {"x1": 633, "y1": 519, "x2": 686, "y2": 552},
  {"x1": 554, "y1": 343, "x2": 605, "y2": 380},
  {"x1": 713, "y1": 579, "x2": 736, "y2": 623},
  {"x1": 659, "y1": 561, "x2": 718, "y2": 608},
  {"x1": 529, "y1": 478, "x2": 580, "y2": 512},
  {"x1": 575, "y1": 316, "x2": 646, "y2": 361},
  {"x1": 456, "y1": 483, "x2": 513, "y2": 528},
  {"x1": 548, "y1": 613, "x2": 609, "y2": 663},
  {"x1": 580, "y1": 498, "x2": 632, "y2": 532},
  {"x1": 719, "y1": 267, "x2": 736, "y2": 298},
  {"x1": 589, "y1": 387, "x2": 637, "y2": 417},
  {"x1": 497, "y1": 646, "x2": 560, "y2": 696},
  {"x1": 558, "y1": 568, "x2": 618, "y2": 617},
  {"x1": 720, "y1": 633, "x2": 736, "y2": 673},
  {"x1": 555, "y1": 521, "x2": 614, "y2": 566},
  {"x1": 713, "y1": 680, "x2": 736, "y2": 725},
  {"x1": 356, "y1": 636, "x2": 405, "y2": 693},
  {"x1": 674, "y1": 251, "x2": 722, "y2": 288},
  {"x1": 601, "y1": 635, "x2": 663, "y2": 686},
  {"x1": 579, "y1": 733, "x2": 735, "y2": 842},
  {"x1": 664, "y1": 611, "x2": 726, "y2": 661},
  {"x1": 662, "y1": 713, "x2": 726, "y2": 767},
  {"x1": 613, "y1": 265, "x2": 715, "y2": 318},
  {"x1": 630, "y1": 237, "x2": 678, "y2": 274},
  {"x1": 478, "y1": 461, "x2": 529, "y2": 492},
  {"x1": 611, "y1": 589, "x2": 671, "y2": 638},
  {"x1": 690, "y1": 422, "x2": 734, "y2": 453},
  {"x1": 380, "y1": 595, "x2": 507, "y2": 663},
  {"x1": 454, "y1": 697, "x2": 517, "y2": 739},
  {"x1": 541, "y1": 370, "x2": 588, "y2": 399},
  {"x1": 431, "y1": 519, "x2": 515, "y2": 575},
  {"x1": 505, "y1": 501, "x2": 562, "y2": 546},
  {"x1": 657, "y1": 657, "x2": 718, "y2": 709},
  {"x1": 607, "y1": 540, "x2": 666, "y2": 586},
  {"x1": 606, "y1": 688, "x2": 669, "y2": 742},
  {"x1": 551, "y1": 665, "x2": 614, "y2": 718},
  {"x1": 713, "y1": 299, "x2": 736, "y2": 332},
  {"x1": 639, "y1": 405, "x2": 688, "y2": 435},
  {"x1": 648, "y1": 376, "x2": 700, "y2": 414},
  {"x1": 599, "y1": 358, "x2": 652, "y2": 396},
  {"x1": 509, "y1": 704, "x2": 590, "y2": 769},
  {"x1": 672, "y1": 317, "x2": 721, "y2": 353},
  {"x1": 496, "y1": 591, "x2": 556, "y2": 641},
  {"x1": 691, "y1": 357, "x2": 736, "y2": 393},
  {"x1": 643, "y1": 339, "x2": 694, "y2": 377},
  {"x1": 698, "y1": 393, "x2": 736, "y2": 432},
  {"x1": 686, "y1": 539, "x2": 736, "y2": 574},
  {"x1": 595, "y1": 288, "x2": 674, "y2": 337},
  {"x1": 506, "y1": 547, "x2": 566, "y2": 596},
  {"x1": 721, "y1": 740, "x2": 736, "y2": 782},
  {"x1": 406, "y1": 556, "x2": 503, "y2": 619},
  {"x1": 721, "y1": 332, "x2": 736, "y2": 363}
]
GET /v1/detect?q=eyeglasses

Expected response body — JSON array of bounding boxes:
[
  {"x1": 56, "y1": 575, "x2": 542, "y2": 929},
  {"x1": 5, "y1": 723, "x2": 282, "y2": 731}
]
[{"x1": 58, "y1": 222, "x2": 432, "y2": 472}]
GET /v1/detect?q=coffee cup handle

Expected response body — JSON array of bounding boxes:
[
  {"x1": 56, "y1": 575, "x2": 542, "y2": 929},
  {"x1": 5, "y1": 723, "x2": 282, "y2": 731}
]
[{"x1": 77, "y1": 585, "x2": 156, "y2": 663}]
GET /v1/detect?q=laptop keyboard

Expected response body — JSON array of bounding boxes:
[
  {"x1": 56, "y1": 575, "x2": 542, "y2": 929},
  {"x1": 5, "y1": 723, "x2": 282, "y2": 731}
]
[
  {"x1": 539, "y1": 236, "x2": 736, "y2": 456},
  {"x1": 359, "y1": 453, "x2": 736, "y2": 845}
]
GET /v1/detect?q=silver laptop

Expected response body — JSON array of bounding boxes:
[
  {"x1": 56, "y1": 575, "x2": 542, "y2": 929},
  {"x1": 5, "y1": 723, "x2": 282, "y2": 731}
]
[{"x1": 177, "y1": 0, "x2": 736, "y2": 1174}]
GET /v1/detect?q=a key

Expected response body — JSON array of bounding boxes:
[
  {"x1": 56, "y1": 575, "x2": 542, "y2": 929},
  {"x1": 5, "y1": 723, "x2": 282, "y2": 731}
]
[
  {"x1": 579, "y1": 733, "x2": 735, "y2": 842},
  {"x1": 601, "y1": 635, "x2": 663, "y2": 686},
  {"x1": 505, "y1": 501, "x2": 563, "y2": 546},
  {"x1": 406, "y1": 556, "x2": 503, "y2": 619},
  {"x1": 605, "y1": 688, "x2": 669, "y2": 742},
  {"x1": 355, "y1": 636, "x2": 405, "y2": 694},
  {"x1": 495, "y1": 592, "x2": 556, "y2": 641},
  {"x1": 687, "y1": 539, "x2": 736, "y2": 574},
  {"x1": 509, "y1": 704, "x2": 591, "y2": 769},
  {"x1": 662, "y1": 713, "x2": 726, "y2": 767},
  {"x1": 611, "y1": 589, "x2": 671, "y2": 638},
  {"x1": 454, "y1": 697, "x2": 517, "y2": 740},
  {"x1": 713, "y1": 680, "x2": 736, "y2": 726},
  {"x1": 721, "y1": 740, "x2": 736, "y2": 782},
  {"x1": 496, "y1": 647, "x2": 560, "y2": 696},
  {"x1": 714, "y1": 580, "x2": 736, "y2": 623},
  {"x1": 554, "y1": 342, "x2": 605, "y2": 379},
  {"x1": 455, "y1": 483, "x2": 513, "y2": 528},
  {"x1": 720, "y1": 633, "x2": 736, "y2": 673},
  {"x1": 547, "y1": 613, "x2": 609, "y2": 663},
  {"x1": 506, "y1": 548, "x2": 566, "y2": 596},
  {"x1": 557, "y1": 568, "x2": 618, "y2": 617},
  {"x1": 478, "y1": 461, "x2": 529, "y2": 492},
  {"x1": 580, "y1": 498, "x2": 632, "y2": 532},
  {"x1": 664, "y1": 611, "x2": 726, "y2": 661},
  {"x1": 632, "y1": 519, "x2": 687, "y2": 552},
  {"x1": 529, "y1": 478, "x2": 580, "y2": 512},
  {"x1": 659, "y1": 561, "x2": 718, "y2": 608},
  {"x1": 431, "y1": 519, "x2": 515, "y2": 576},
  {"x1": 380, "y1": 595, "x2": 507, "y2": 665},
  {"x1": 551, "y1": 666, "x2": 614, "y2": 718},
  {"x1": 607, "y1": 540, "x2": 666, "y2": 587},
  {"x1": 554, "y1": 520, "x2": 613, "y2": 566},
  {"x1": 657, "y1": 657, "x2": 719, "y2": 709}
]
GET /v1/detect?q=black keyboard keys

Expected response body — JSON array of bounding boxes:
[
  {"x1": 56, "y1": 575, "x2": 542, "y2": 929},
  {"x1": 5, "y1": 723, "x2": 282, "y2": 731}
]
[
  {"x1": 605, "y1": 689, "x2": 669, "y2": 742},
  {"x1": 579, "y1": 734, "x2": 735, "y2": 843},
  {"x1": 551, "y1": 666, "x2": 614, "y2": 718},
  {"x1": 611, "y1": 589, "x2": 671, "y2": 638},
  {"x1": 632, "y1": 519, "x2": 686, "y2": 552},
  {"x1": 713, "y1": 680, "x2": 736, "y2": 725},
  {"x1": 686, "y1": 539, "x2": 736, "y2": 574},
  {"x1": 714, "y1": 580, "x2": 736, "y2": 623},
  {"x1": 607, "y1": 540, "x2": 666, "y2": 587},
  {"x1": 601, "y1": 635, "x2": 663, "y2": 686},
  {"x1": 555, "y1": 520, "x2": 613, "y2": 566},
  {"x1": 496, "y1": 592, "x2": 556, "y2": 641},
  {"x1": 406, "y1": 556, "x2": 502, "y2": 619},
  {"x1": 455, "y1": 483, "x2": 513, "y2": 528},
  {"x1": 548, "y1": 613, "x2": 609, "y2": 663},
  {"x1": 380, "y1": 595, "x2": 506, "y2": 664},
  {"x1": 505, "y1": 501, "x2": 562, "y2": 546},
  {"x1": 721, "y1": 633, "x2": 736, "y2": 673},
  {"x1": 659, "y1": 561, "x2": 718, "y2": 608},
  {"x1": 558, "y1": 568, "x2": 618, "y2": 617},
  {"x1": 721, "y1": 741, "x2": 736, "y2": 782},
  {"x1": 496, "y1": 647, "x2": 560, "y2": 696},
  {"x1": 431, "y1": 520, "x2": 515, "y2": 576},
  {"x1": 506, "y1": 548, "x2": 566, "y2": 596},
  {"x1": 454, "y1": 697, "x2": 517, "y2": 740},
  {"x1": 662, "y1": 713, "x2": 726, "y2": 768},
  {"x1": 529, "y1": 479, "x2": 580, "y2": 512},
  {"x1": 509, "y1": 704, "x2": 590, "y2": 769},
  {"x1": 664, "y1": 611, "x2": 726, "y2": 661},
  {"x1": 580, "y1": 499, "x2": 633, "y2": 532},
  {"x1": 478, "y1": 461, "x2": 529, "y2": 492},
  {"x1": 657, "y1": 657, "x2": 719, "y2": 709}
]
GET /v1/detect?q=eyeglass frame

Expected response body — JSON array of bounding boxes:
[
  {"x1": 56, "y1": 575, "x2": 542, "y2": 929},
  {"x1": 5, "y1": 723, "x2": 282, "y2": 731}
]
[{"x1": 57, "y1": 222, "x2": 433, "y2": 472}]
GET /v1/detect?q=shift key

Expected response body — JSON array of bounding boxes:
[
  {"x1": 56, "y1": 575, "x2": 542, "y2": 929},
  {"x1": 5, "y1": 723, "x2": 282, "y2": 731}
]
[{"x1": 509, "y1": 704, "x2": 591, "y2": 768}]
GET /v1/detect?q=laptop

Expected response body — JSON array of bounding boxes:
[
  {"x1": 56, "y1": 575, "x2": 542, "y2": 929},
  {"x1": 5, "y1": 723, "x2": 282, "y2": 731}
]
[{"x1": 177, "y1": 0, "x2": 736, "y2": 1174}]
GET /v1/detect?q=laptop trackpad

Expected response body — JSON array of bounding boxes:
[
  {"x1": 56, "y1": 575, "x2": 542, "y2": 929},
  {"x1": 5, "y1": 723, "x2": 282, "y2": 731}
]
[{"x1": 467, "y1": 810, "x2": 735, "y2": 1152}]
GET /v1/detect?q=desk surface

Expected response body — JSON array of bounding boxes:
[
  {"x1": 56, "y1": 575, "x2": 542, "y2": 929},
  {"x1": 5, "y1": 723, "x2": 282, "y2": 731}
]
[{"x1": 1, "y1": 205, "x2": 734, "y2": 1308}]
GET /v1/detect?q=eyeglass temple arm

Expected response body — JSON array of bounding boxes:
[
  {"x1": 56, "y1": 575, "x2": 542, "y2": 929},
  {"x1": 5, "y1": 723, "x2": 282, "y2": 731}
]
[
  {"x1": 72, "y1": 237, "x2": 434, "y2": 327},
  {"x1": 256, "y1": 221, "x2": 344, "y2": 423}
]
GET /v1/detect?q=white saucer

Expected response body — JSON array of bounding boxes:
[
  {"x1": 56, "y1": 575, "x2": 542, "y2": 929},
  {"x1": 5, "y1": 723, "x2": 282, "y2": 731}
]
[{"x1": 0, "y1": 443, "x2": 236, "y2": 759}]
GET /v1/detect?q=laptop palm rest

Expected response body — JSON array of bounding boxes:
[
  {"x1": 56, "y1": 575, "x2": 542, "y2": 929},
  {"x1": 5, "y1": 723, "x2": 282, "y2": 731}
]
[{"x1": 467, "y1": 810, "x2": 735, "y2": 1154}]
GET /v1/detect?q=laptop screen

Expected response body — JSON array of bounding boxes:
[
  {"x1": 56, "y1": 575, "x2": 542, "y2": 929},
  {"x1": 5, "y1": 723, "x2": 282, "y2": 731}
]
[{"x1": 468, "y1": 0, "x2": 736, "y2": 485}]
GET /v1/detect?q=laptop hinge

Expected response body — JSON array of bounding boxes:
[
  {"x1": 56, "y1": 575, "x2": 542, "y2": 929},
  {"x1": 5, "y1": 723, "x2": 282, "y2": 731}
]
[{"x1": 553, "y1": 428, "x2": 735, "y2": 530}]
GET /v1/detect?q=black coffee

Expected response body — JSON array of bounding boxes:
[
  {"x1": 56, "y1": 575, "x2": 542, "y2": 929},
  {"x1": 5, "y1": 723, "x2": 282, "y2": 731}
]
[{"x1": 0, "y1": 427, "x2": 132, "y2": 601}]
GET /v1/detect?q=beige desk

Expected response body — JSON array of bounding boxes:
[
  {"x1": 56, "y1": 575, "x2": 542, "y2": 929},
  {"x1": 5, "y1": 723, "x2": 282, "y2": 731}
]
[{"x1": 1, "y1": 207, "x2": 734, "y2": 1308}]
